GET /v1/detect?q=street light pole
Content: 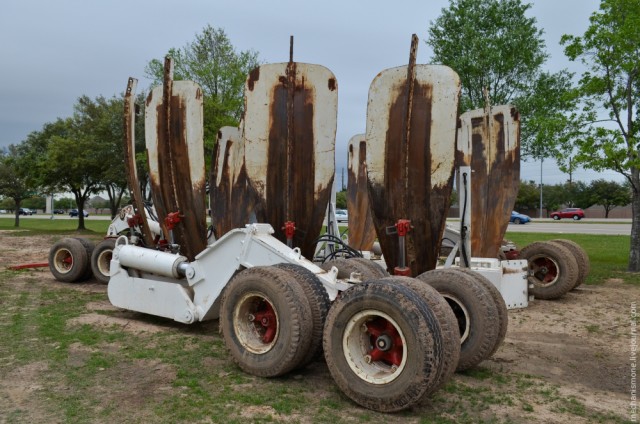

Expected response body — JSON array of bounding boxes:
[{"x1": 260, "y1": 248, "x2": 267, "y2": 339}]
[{"x1": 539, "y1": 157, "x2": 543, "y2": 219}]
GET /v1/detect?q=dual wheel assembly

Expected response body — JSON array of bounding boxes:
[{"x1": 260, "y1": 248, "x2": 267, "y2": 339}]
[
  {"x1": 220, "y1": 258, "x2": 507, "y2": 412},
  {"x1": 518, "y1": 239, "x2": 590, "y2": 300},
  {"x1": 48, "y1": 237, "x2": 116, "y2": 284}
]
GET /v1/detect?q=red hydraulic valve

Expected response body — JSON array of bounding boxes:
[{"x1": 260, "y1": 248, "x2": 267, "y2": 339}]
[
  {"x1": 164, "y1": 212, "x2": 181, "y2": 231},
  {"x1": 282, "y1": 221, "x2": 296, "y2": 247},
  {"x1": 394, "y1": 219, "x2": 412, "y2": 276}
]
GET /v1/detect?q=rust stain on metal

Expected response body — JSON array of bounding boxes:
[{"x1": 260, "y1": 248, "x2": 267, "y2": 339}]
[
  {"x1": 461, "y1": 106, "x2": 520, "y2": 258},
  {"x1": 210, "y1": 128, "x2": 262, "y2": 236},
  {"x1": 347, "y1": 136, "x2": 376, "y2": 251},
  {"x1": 247, "y1": 67, "x2": 260, "y2": 91},
  {"x1": 328, "y1": 78, "x2": 337, "y2": 91},
  {"x1": 123, "y1": 77, "x2": 155, "y2": 247}
]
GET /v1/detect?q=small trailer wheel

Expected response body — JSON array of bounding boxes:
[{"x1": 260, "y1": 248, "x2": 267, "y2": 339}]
[
  {"x1": 549, "y1": 239, "x2": 590, "y2": 289},
  {"x1": 417, "y1": 268, "x2": 501, "y2": 371},
  {"x1": 520, "y1": 241, "x2": 579, "y2": 300},
  {"x1": 383, "y1": 276, "x2": 460, "y2": 396},
  {"x1": 443, "y1": 268, "x2": 509, "y2": 358},
  {"x1": 323, "y1": 280, "x2": 444, "y2": 412},
  {"x1": 48, "y1": 238, "x2": 90, "y2": 283},
  {"x1": 273, "y1": 263, "x2": 330, "y2": 367},
  {"x1": 73, "y1": 237, "x2": 95, "y2": 280},
  {"x1": 220, "y1": 266, "x2": 313, "y2": 377},
  {"x1": 91, "y1": 239, "x2": 116, "y2": 284}
]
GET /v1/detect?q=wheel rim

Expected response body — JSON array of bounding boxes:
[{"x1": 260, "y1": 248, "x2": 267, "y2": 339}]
[
  {"x1": 528, "y1": 255, "x2": 560, "y2": 287},
  {"x1": 96, "y1": 249, "x2": 112, "y2": 277},
  {"x1": 342, "y1": 310, "x2": 407, "y2": 385},
  {"x1": 514, "y1": 218, "x2": 521, "y2": 224},
  {"x1": 573, "y1": 215, "x2": 579, "y2": 220},
  {"x1": 233, "y1": 292, "x2": 279, "y2": 354},
  {"x1": 53, "y1": 248, "x2": 74, "y2": 274},
  {"x1": 553, "y1": 216, "x2": 559, "y2": 220},
  {"x1": 442, "y1": 295, "x2": 471, "y2": 344}
]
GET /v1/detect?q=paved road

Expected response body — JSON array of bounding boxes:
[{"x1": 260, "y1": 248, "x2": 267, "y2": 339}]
[{"x1": 504, "y1": 220, "x2": 631, "y2": 235}]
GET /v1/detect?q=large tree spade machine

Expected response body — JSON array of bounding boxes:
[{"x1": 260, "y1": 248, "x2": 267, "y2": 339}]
[{"x1": 47, "y1": 39, "x2": 509, "y2": 412}]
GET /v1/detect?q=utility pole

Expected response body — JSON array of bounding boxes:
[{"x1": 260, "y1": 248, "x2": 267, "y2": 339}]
[{"x1": 539, "y1": 157, "x2": 544, "y2": 219}]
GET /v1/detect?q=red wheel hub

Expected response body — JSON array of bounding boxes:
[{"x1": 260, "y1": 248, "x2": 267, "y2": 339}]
[
  {"x1": 251, "y1": 300, "x2": 277, "y2": 344},
  {"x1": 532, "y1": 257, "x2": 558, "y2": 282},
  {"x1": 366, "y1": 317, "x2": 404, "y2": 366}
]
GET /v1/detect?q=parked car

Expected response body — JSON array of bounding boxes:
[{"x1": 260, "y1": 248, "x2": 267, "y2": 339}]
[
  {"x1": 335, "y1": 209, "x2": 349, "y2": 223},
  {"x1": 509, "y1": 211, "x2": 531, "y2": 224},
  {"x1": 0, "y1": 209, "x2": 6, "y2": 214},
  {"x1": 550, "y1": 208, "x2": 585, "y2": 221},
  {"x1": 69, "y1": 209, "x2": 89, "y2": 217},
  {"x1": 18, "y1": 208, "x2": 33, "y2": 216},
  {"x1": 53, "y1": 209, "x2": 65, "y2": 214}
]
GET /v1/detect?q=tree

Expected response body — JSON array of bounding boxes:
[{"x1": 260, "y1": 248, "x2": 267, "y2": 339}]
[
  {"x1": 427, "y1": 0, "x2": 575, "y2": 159},
  {"x1": 0, "y1": 145, "x2": 34, "y2": 227},
  {"x1": 560, "y1": 0, "x2": 640, "y2": 271},
  {"x1": 335, "y1": 190, "x2": 347, "y2": 209},
  {"x1": 145, "y1": 25, "x2": 260, "y2": 162},
  {"x1": 514, "y1": 180, "x2": 539, "y2": 211},
  {"x1": 588, "y1": 179, "x2": 632, "y2": 218}
]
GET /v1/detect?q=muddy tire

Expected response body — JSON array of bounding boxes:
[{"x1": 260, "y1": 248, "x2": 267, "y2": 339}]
[
  {"x1": 416, "y1": 268, "x2": 500, "y2": 371},
  {"x1": 448, "y1": 268, "x2": 508, "y2": 357},
  {"x1": 73, "y1": 237, "x2": 95, "y2": 280},
  {"x1": 48, "y1": 238, "x2": 90, "y2": 283},
  {"x1": 384, "y1": 276, "x2": 460, "y2": 395},
  {"x1": 323, "y1": 280, "x2": 444, "y2": 412},
  {"x1": 273, "y1": 263, "x2": 330, "y2": 367},
  {"x1": 320, "y1": 257, "x2": 388, "y2": 281},
  {"x1": 520, "y1": 241, "x2": 579, "y2": 300},
  {"x1": 549, "y1": 239, "x2": 590, "y2": 289},
  {"x1": 91, "y1": 239, "x2": 116, "y2": 284},
  {"x1": 220, "y1": 266, "x2": 313, "y2": 377}
]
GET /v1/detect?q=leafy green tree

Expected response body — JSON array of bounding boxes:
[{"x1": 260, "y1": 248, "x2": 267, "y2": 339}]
[
  {"x1": 427, "y1": 0, "x2": 575, "y2": 159},
  {"x1": 21, "y1": 196, "x2": 45, "y2": 211},
  {"x1": 335, "y1": 190, "x2": 347, "y2": 209},
  {"x1": 0, "y1": 145, "x2": 35, "y2": 226},
  {"x1": 145, "y1": 25, "x2": 260, "y2": 162},
  {"x1": 541, "y1": 184, "x2": 566, "y2": 215},
  {"x1": 514, "y1": 180, "x2": 539, "y2": 212},
  {"x1": 560, "y1": 0, "x2": 640, "y2": 271},
  {"x1": 587, "y1": 179, "x2": 632, "y2": 218}
]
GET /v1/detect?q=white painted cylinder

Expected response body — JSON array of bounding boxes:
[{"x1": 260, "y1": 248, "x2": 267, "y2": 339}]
[{"x1": 116, "y1": 245, "x2": 188, "y2": 278}]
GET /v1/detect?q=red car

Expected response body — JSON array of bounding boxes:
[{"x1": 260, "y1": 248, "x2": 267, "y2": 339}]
[{"x1": 550, "y1": 208, "x2": 585, "y2": 221}]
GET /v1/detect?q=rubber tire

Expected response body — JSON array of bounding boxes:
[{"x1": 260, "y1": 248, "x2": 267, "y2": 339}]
[
  {"x1": 91, "y1": 239, "x2": 116, "y2": 284},
  {"x1": 416, "y1": 268, "x2": 500, "y2": 372},
  {"x1": 48, "y1": 238, "x2": 90, "y2": 283},
  {"x1": 220, "y1": 266, "x2": 313, "y2": 377},
  {"x1": 73, "y1": 237, "x2": 95, "y2": 280},
  {"x1": 549, "y1": 239, "x2": 590, "y2": 289},
  {"x1": 513, "y1": 218, "x2": 521, "y2": 224},
  {"x1": 273, "y1": 263, "x2": 330, "y2": 367},
  {"x1": 447, "y1": 268, "x2": 508, "y2": 358},
  {"x1": 323, "y1": 280, "x2": 444, "y2": 412},
  {"x1": 573, "y1": 215, "x2": 581, "y2": 220},
  {"x1": 385, "y1": 276, "x2": 460, "y2": 396},
  {"x1": 553, "y1": 215, "x2": 560, "y2": 220},
  {"x1": 519, "y1": 241, "x2": 579, "y2": 300},
  {"x1": 320, "y1": 257, "x2": 388, "y2": 281}
]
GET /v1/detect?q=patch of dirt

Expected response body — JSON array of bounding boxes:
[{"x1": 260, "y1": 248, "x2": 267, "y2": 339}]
[{"x1": 0, "y1": 233, "x2": 636, "y2": 423}]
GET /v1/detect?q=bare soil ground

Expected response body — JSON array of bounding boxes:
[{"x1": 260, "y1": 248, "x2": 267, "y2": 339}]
[{"x1": 0, "y1": 232, "x2": 635, "y2": 423}]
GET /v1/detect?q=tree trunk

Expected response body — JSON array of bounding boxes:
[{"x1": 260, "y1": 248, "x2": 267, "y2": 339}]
[
  {"x1": 73, "y1": 191, "x2": 86, "y2": 231},
  {"x1": 13, "y1": 199, "x2": 21, "y2": 228},
  {"x1": 629, "y1": 172, "x2": 640, "y2": 272}
]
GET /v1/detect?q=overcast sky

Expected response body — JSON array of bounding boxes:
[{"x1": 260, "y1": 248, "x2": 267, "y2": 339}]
[{"x1": 0, "y1": 0, "x2": 622, "y2": 185}]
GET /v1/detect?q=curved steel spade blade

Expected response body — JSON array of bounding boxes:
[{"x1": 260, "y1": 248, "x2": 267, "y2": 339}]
[
  {"x1": 347, "y1": 134, "x2": 376, "y2": 251},
  {"x1": 366, "y1": 64, "x2": 460, "y2": 275},
  {"x1": 145, "y1": 59, "x2": 207, "y2": 260},
  {"x1": 457, "y1": 105, "x2": 520, "y2": 258},
  {"x1": 243, "y1": 62, "x2": 337, "y2": 258}
]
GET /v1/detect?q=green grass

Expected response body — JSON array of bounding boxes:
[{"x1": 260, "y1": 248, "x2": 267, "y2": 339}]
[
  {"x1": 505, "y1": 232, "x2": 640, "y2": 286},
  {"x1": 0, "y1": 217, "x2": 109, "y2": 235}
]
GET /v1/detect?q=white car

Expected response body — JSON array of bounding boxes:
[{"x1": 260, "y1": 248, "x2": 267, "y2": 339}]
[{"x1": 335, "y1": 209, "x2": 349, "y2": 223}]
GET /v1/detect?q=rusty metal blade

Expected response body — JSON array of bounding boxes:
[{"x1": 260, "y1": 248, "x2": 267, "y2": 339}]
[
  {"x1": 366, "y1": 64, "x2": 460, "y2": 276},
  {"x1": 346, "y1": 134, "x2": 376, "y2": 251},
  {"x1": 244, "y1": 63, "x2": 337, "y2": 258},
  {"x1": 457, "y1": 105, "x2": 520, "y2": 258},
  {"x1": 123, "y1": 77, "x2": 155, "y2": 247},
  {"x1": 145, "y1": 60, "x2": 207, "y2": 260},
  {"x1": 210, "y1": 125, "x2": 262, "y2": 237}
]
